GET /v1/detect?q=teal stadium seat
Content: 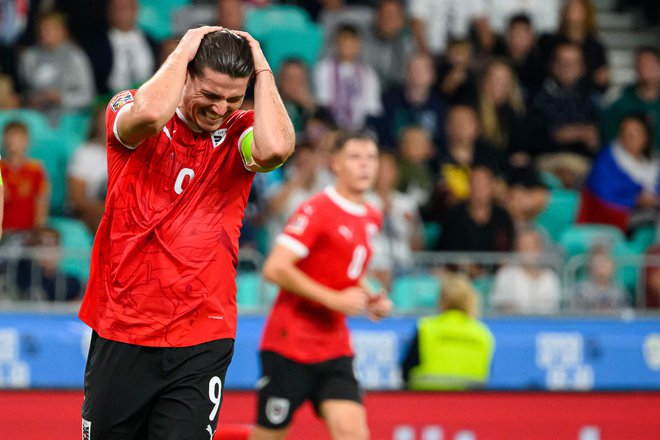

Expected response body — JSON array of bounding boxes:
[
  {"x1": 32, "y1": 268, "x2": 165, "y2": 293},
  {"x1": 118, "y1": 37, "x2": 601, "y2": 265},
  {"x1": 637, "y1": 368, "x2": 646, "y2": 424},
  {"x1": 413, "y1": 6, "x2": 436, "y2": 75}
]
[
  {"x1": 57, "y1": 111, "x2": 93, "y2": 150},
  {"x1": 236, "y1": 272, "x2": 261, "y2": 311},
  {"x1": 630, "y1": 225, "x2": 656, "y2": 254},
  {"x1": 245, "y1": 5, "x2": 311, "y2": 41},
  {"x1": 390, "y1": 274, "x2": 441, "y2": 312},
  {"x1": 559, "y1": 224, "x2": 625, "y2": 260},
  {"x1": 422, "y1": 222, "x2": 441, "y2": 250},
  {"x1": 48, "y1": 216, "x2": 93, "y2": 281},
  {"x1": 29, "y1": 136, "x2": 73, "y2": 216},
  {"x1": 259, "y1": 24, "x2": 324, "y2": 74},
  {"x1": 472, "y1": 275, "x2": 494, "y2": 310},
  {"x1": 138, "y1": 0, "x2": 190, "y2": 41},
  {"x1": 535, "y1": 189, "x2": 580, "y2": 243}
]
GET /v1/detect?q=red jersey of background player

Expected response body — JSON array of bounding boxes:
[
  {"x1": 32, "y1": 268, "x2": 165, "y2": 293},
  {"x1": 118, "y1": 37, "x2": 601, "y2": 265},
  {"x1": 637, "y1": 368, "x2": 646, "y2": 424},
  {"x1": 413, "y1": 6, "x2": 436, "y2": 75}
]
[
  {"x1": 260, "y1": 186, "x2": 382, "y2": 363},
  {"x1": 79, "y1": 90, "x2": 261, "y2": 347}
]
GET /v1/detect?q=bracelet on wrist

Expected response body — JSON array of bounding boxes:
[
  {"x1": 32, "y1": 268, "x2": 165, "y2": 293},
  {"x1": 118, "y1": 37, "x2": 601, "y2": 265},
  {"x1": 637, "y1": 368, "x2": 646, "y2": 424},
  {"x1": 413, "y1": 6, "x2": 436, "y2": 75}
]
[{"x1": 254, "y1": 68, "x2": 273, "y2": 77}]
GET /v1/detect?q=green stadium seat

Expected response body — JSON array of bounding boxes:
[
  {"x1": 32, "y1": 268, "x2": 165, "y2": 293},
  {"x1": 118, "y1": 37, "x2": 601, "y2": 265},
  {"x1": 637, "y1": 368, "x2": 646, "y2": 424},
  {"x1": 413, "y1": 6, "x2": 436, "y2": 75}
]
[
  {"x1": 535, "y1": 189, "x2": 580, "y2": 243},
  {"x1": 630, "y1": 225, "x2": 656, "y2": 253},
  {"x1": 138, "y1": 0, "x2": 190, "y2": 41},
  {"x1": 422, "y1": 222, "x2": 441, "y2": 250},
  {"x1": 236, "y1": 272, "x2": 261, "y2": 311},
  {"x1": 245, "y1": 5, "x2": 311, "y2": 41},
  {"x1": 540, "y1": 171, "x2": 563, "y2": 189},
  {"x1": 48, "y1": 216, "x2": 93, "y2": 281},
  {"x1": 28, "y1": 136, "x2": 73, "y2": 216},
  {"x1": 472, "y1": 275, "x2": 494, "y2": 310},
  {"x1": 612, "y1": 241, "x2": 642, "y2": 299},
  {"x1": 57, "y1": 111, "x2": 93, "y2": 150},
  {"x1": 390, "y1": 274, "x2": 441, "y2": 312},
  {"x1": 559, "y1": 224, "x2": 625, "y2": 260},
  {"x1": 0, "y1": 109, "x2": 54, "y2": 140},
  {"x1": 259, "y1": 24, "x2": 324, "y2": 74}
]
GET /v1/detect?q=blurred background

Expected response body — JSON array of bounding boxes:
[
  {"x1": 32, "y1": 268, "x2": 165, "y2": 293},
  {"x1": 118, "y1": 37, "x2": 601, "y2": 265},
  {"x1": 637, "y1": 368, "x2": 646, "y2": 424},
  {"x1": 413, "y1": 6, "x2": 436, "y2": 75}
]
[{"x1": 1, "y1": 0, "x2": 660, "y2": 438}]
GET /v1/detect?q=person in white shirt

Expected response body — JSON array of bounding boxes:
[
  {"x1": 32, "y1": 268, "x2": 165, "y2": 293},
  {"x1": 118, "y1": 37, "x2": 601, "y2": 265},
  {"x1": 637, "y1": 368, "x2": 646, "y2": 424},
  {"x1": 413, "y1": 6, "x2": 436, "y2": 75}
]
[{"x1": 490, "y1": 226, "x2": 562, "y2": 314}]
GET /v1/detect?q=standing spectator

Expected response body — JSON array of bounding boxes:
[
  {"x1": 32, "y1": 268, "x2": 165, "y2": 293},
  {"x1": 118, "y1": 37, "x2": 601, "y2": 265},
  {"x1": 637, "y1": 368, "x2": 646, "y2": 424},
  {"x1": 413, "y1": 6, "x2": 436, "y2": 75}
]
[
  {"x1": 104, "y1": 0, "x2": 157, "y2": 93},
  {"x1": 0, "y1": 122, "x2": 49, "y2": 232},
  {"x1": 572, "y1": 244, "x2": 628, "y2": 311},
  {"x1": 408, "y1": 0, "x2": 488, "y2": 57},
  {"x1": 436, "y1": 39, "x2": 479, "y2": 106},
  {"x1": 362, "y1": 0, "x2": 416, "y2": 89},
  {"x1": 397, "y1": 126, "x2": 435, "y2": 205},
  {"x1": 490, "y1": 227, "x2": 562, "y2": 314},
  {"x1": 494, "y1": 14, "x2": 545, "y2": 100},
  {"x1": 68, "y1": 106, "x2": 108, "y2": 234},
  {"x1": 367, "y1": 152, "x2": 424, "y2": 288},
  {"x1": 487, "y1": 0, "x2": 560, "y2": 35},
  {"x1": 402, "y1": 274, "x2": 495, "y2": 390},
  {"x1": 378, "y1": 52, "x2": 447, "y2": 150},
  {"x1": 578, "y1": 114, "x2": 660, "y2": 233},
  {"x1": 602, "y1": 47, "x2": 660, "y2": 152},
  {"x1": 539, "y1": 0, "x2": 608, "y2": 93},
  {"x1": 314, "y1": 23, "x2": 382, "y2": 130},
  {"x1": 434, "y1": 165, "x2": 515, "y2": 252},
  {"x1": 18, "y1": 11, "x2": 95, "y2": 122},
  {"x1": 278, "y1": 58, "x2": 317, "y2": 137},
  {"x1": 529, "y1": 42, "x2": 599, "y2": 186}
]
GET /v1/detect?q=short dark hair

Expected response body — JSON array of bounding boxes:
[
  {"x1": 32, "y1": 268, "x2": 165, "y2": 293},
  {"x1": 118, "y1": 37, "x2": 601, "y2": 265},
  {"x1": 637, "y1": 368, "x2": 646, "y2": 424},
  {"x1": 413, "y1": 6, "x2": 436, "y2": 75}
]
[
  {"x1": 333, "y1": 130, "x2": 378, "y2": 153},
  {"x1": 188, "y1": 30, "x2": 254, "y2": 79},
  {"x1": 620, "y1": 113, "x2": 654, "y2": 157},
  {"x1": 508, "y1": 13, "x2": 532, "y2": 29},
  {"x1": 3, "y1": 121, "x2": 29, "y2": 135},
  {"x1": 636, "y1": 45, "x2": 660, "y2": 60},
  {"x1": 335, "y1": 23, "x2": 360, "y2": 40}
]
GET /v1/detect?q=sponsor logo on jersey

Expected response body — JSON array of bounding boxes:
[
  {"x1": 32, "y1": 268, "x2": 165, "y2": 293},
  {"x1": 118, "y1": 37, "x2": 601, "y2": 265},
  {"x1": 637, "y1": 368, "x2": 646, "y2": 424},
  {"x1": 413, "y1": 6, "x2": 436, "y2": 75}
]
[
  {"x1": 285, "y1": 214, "x2": 308, "y2": 235},
  {"x1": 211, "y1": 128, "x2": 227, "y2": 148},
  {"x1": 82, "y1": 418, "x2": 92, "y2": 440},
  {"x1": 110, "y1": 91, "x2": 134, "y2": 112},
  {"x1": 265, "y1": 397, "x2": 290, "y2": 425}
]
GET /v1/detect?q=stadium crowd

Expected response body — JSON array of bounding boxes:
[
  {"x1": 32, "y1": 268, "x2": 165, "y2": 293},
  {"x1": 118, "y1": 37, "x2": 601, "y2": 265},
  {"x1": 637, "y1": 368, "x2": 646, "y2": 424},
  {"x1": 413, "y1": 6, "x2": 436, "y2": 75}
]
[{"x1": 1, "y1": 0, "x2": 660, "y2": 313}]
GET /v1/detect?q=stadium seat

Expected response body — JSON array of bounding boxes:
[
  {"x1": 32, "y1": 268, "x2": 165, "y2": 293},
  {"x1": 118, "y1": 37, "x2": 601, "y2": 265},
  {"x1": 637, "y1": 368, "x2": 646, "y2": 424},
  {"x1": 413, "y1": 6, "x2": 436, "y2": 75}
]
[
  {"x1": 535, "y1": 189, "x2": 580, "y2": 243},
  {"x1": 540, "y1": 171, "x2": 563, "y2": 189},
  {"x1": 559, "y1": 224, "x2": 625, "y2": 260},
  {"x1": 245, "y1": 5, "x2": 311, "y2": 41},
  {"x1": 422, "y1": 222, "x2": 441, "y2": 250},
  {"x1": 236, "y1": 272, "x2": 261, "y2": 311},
  {"x1": 472, "y1": 275, "x2": 494, "y2": 310},
  {"x1": 0, "y1": 109, "x2": 54, "y2": 140},
  {"x1": 57, "y1": 111, "x2": 93, "y2": 150},
  {"x1": 29, "y1": 136, "x2": 72, "y2": 216},
  {"x1": 612, "y1": 241, "x2": 642, "y2": 298},
  {"x1": 259, "y1": 23, "x2": 324, "y2": 74},
  {"x1": 390, "y1": 274, "x2": 441, "y2": 312},
  {"x1": 47, "y1": 216, "x2": 93, "y2": 281},
  {"x1": 137, "y1": 0, "x2": 190, "y2": 41},
  {"x1": 630, "y1": 225, "x2": 656, "y2": 254}
]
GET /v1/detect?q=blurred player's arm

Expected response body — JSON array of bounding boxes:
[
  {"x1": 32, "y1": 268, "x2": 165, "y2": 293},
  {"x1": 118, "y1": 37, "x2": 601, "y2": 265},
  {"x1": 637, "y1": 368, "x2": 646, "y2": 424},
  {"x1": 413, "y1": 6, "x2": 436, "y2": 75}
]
[
  {"x1": 360, "y1": 276, "x2": 392, "y2": 321},
  {"x1": 116, "y1": 26, "x2": 222, "y2": 147},
  {"x1": 263, "y1": 244, "x2": 369, "y2": 316},
  {"x1": 0, "y1": 169, "x2": 3, "y2": 239},
  {"x1": 232, "y1": 30, "x2": 295, "y2": 170}
]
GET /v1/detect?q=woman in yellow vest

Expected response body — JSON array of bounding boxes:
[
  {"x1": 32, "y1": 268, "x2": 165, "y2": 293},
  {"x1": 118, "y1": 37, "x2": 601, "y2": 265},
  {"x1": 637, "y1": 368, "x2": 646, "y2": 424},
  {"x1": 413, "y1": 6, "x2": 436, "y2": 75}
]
[{"x1": 402, "y1": 275, "x2": 495, "y2": 390}]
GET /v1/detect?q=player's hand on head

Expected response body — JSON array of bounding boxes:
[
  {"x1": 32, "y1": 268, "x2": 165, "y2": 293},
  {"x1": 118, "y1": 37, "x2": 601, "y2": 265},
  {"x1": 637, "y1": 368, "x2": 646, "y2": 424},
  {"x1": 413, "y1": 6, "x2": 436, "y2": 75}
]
[
  {"x1": 332, "y1": 287, "x2": 370, "y2": 317},
  {"x1": 230, "y1": 30, "x2": 270, "y2": 72},
  {"x1": 178, "y1": 26, "x2": 224, "y2": 61}
]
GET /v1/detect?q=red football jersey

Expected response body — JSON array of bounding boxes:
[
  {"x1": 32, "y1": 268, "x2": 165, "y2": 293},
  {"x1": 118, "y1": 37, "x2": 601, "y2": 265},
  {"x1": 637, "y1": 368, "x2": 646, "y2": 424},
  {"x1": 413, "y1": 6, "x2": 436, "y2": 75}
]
[
  {"x1": 79, "y1": 90, "x2": 259, "y2": 347},
  {"x1": 0, "y1": 159, "x2": 47, "y2": 231},
  {"x1": 260, "y1": 186, "x2": 383, "y2": 363}
]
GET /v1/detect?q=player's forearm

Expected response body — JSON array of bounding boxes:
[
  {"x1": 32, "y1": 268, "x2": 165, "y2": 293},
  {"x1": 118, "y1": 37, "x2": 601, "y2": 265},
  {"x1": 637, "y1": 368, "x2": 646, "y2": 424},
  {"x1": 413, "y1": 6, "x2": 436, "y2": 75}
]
[
  {"x1": 263, "y1": 260, "x2": 336, "y2": 307},
  {"x1": 252, "y1": 71, "x2": 295, "y2": 168}
]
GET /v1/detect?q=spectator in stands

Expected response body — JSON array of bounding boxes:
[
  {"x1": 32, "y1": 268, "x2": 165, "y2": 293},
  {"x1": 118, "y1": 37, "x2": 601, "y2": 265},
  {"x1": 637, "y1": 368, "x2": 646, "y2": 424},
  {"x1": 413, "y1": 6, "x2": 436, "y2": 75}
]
[
  {"x1": 18, "y1": 11, "x2": 95, "y2": 122},
  {"x1": 402, "y1": 274, "x2": 495, "y2": 390},
  {"x1": 0, "y1": 44, "x2": 20, "y2": 96},
  {"x1": 477, "y1": 59, "x2": 529, "y2": 164},
  {"x1": 578, "y1": 114, "x2": 660, "y2": 233},
  {"x1": 0, "y1": 74, "x2": 20, "y2": 109},
  {"x1": 278, "y1": 58, "x2": 317, "y2": 137},
  {"x1": 530, "y1": 42, "x2": 599, "y2": 187},
  {"x1": 643, "y1": 244, "x2": 660, "y2": 308},
  {"x1": 491, "y1": 226, "x2": 561, "y2": 314},
  {"x1": 503, "y1": 165, "x2": 549, "y2": 227},
  {"x1": 436, "y1": 39, "x2": 479, "y2": 106},
  {"x1": 494, "y1": 14, "x2": 545, "y2": 101},
  {"x1": 68, "y1": 106, "x2": 107, "y2": 234},
  {"x1": 104, "y1": 0, "x2": 157, "y2": 94},
  {"x1": 487, "y1": 0, "x2": 560, "y2": 35},
  {"x1": 434, "y1": 165, "x2": 515, "y2": 253},
  {"x1": 602, "y1": 47, "x2": 660, "y2": 152},
  {"x1": 396, "y1": 126, "x2": 435, "y2": 205},
  {"x1": 408, "y1": 0, "x2": 488, "y2": 58},
  {"x1": 362, "y1": 0, "x2": 416, "y2": 89},
  {"x1": 539, "y1": 0, "x2": 608, "y2": 93},
  {"x1": 367, "y1": 152, "x2": 424, "y2": 287},
  {"x1": 318, "y1": 0, "x2": 374, "y2": 44},
  {"x1": 0, "y1": 122, "x2": 49, "y2": 233},
  {"x1": 314, "y1": 23, "x2": 382, "y2": 130},
  {"x1": 377, "y1": 52, "x2": 447, "y2": 150},
  {"x1": 572, "y1": 244, "x2": 628, "y2": 310},
  {"x1": 16, "y1": 227, "x2": 83, "y2": 301},
  {"x1": 217, "y1": 0, "x2": 246, "y2": 30}
]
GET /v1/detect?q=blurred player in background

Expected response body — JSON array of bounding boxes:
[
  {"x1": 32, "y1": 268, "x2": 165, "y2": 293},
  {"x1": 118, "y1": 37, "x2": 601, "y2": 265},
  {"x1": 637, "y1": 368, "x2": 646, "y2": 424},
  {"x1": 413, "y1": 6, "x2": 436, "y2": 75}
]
[
  {"x1": 78, "y1": 26, "x2": 294, "y2": 439},
  {"x1": 250, "y1": 132, "x2": 392, "y2": 440}
]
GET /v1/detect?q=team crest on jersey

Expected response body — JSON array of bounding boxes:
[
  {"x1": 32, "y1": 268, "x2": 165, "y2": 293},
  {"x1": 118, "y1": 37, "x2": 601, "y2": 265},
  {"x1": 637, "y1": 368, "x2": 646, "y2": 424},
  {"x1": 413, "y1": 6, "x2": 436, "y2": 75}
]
[
  {"x1": 110, "y1": 91, "x2": 133, "y2": 112},
  {"x1": 82, "y1": 418, "x2": 92, "y2": 439},
  {"x1": 366, "y1": 223, "x2": 379, "y2": 246},
  {"x1": 265, "y1": 397, "x2": 290, "y2": 425},
  {"x1": 211, "y1": 128, "x2": 227, "y2": 148},
  {"x1": 285, "y1": 214, "x2": 309, "y2": 235}
]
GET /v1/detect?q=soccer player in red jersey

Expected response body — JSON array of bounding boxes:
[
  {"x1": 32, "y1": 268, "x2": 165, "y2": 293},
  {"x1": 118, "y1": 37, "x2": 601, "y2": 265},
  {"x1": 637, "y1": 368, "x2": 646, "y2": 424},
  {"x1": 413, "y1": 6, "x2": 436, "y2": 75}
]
[
  {"x1": 251, "y1": 132, "x2": 392, "y2": 440},
  {"x1": 78, "y1": 27, "x2": 294, "y2": 439}
]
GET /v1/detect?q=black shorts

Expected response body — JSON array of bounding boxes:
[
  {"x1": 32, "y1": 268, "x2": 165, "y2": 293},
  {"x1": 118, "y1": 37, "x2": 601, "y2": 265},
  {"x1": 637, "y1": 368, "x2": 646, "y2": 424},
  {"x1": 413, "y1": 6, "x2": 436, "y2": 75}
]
[
  {"x1": 82, "y1": 331, "x2": 234, "y2": 440},
  {"x1": 255, "y1": 350, "x2": 362, "y2": 429}
]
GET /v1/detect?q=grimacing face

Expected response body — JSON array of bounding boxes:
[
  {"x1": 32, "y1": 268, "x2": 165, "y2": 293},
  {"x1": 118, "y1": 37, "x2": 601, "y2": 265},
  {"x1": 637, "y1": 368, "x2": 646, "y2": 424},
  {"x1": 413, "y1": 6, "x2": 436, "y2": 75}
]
[
  {"x1": 180, "y1": 67, "x2": 249, "y2": 132},
  {"x1": 332, "y1": 139, "x2": 379, "y2": 194}
]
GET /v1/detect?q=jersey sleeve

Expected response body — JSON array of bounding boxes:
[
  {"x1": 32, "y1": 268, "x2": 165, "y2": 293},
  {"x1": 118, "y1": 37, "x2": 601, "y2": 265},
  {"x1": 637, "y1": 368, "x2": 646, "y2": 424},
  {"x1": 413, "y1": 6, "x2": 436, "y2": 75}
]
[
  {"x1": 106, "y1": 89, "x2": 140, "y2": 150},
  {"x1": 275, "y1": 201, "x2": 323, "y2": 259},
  {"x1": 235, "y1": 110, "x2": 283, "y2": 173}
]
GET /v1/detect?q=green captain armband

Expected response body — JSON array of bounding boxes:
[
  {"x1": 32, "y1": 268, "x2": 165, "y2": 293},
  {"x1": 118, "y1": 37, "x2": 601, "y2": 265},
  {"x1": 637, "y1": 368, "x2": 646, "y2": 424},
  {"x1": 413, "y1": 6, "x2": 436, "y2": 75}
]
[{"x1": 239, "y1": 128, "x2": 284, "y2": 173}]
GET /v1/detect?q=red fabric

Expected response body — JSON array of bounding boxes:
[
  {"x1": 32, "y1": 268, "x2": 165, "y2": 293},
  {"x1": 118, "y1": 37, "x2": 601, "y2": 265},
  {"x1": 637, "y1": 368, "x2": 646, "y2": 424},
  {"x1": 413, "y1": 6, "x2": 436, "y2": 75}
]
[
  {"x1": 0, "y1": 159, "x2": 46, "y2": 230},
  {"x1": 79, "y1": 90, "x2": 255, "y2": 347},
  {"x1": 577, "y1": 188, "x2": 629, "y2": 231},
  {"x1": 260, "y1": 190, "x2": 382, "y2": 363}
]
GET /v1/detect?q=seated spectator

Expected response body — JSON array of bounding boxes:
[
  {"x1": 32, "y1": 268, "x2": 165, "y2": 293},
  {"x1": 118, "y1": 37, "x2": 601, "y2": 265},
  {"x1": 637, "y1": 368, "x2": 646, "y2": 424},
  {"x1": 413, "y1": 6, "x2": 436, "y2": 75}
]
[
  {"x1": 18, "y1": 11, "x2": 95, "y2": 122},
  {"x1": 494, "y1": 14, "x2": 545, "y2": 101},
  {"x1": 487, "y1": 0, "x2": 560, "y2": 35},
  {"x1": 434, "y1": 165, "x2": 515, "y2": 252},
  {"x1": 643, "y1": 244, "x2": 660, "y2": 308},
  {"x1": 578, "y1": 114, "x2": 660, "y2": 233},
  {"x1": 396, "y1": 126, "x2": 435, "y2": 205},
  {"x1": 68, "y1": 106, "x2": 107, "y2": 234},
  {"x1": 217, "y1": 0, "x2": 247, "y2": 30},
  {"x1": 0, "y1": 122, "x2": 49, "y2": 233},
  {"x1": 104, "y1": 0, "x2": 157, "y2": 94},
  {"x1": 16, "y1": 227, "x2": 83, "y2": 301},
  {"x1": 436, "y1": 39, "x2": 479, "y2": 106},
  {"x1": 377, "y1": 52, "x2": 447, "y2": 150},
  {"x1": 0, "y1": 74, "x2": 20, "y2": 109},
  {"x1": 318, "y1": 0, "x2": 375, "y2": 44},
  {"x1": 0, "y1": 44, "x2": 20, "y2": 96},
  {"x1": 539, "y1": 0, "x2": 608, "y2": 93},
  {"x1": 491, "y1": 226, "x2": 561, "y2": 314},
  {"x1": 278, "y1": 58, "x2": 317, "y2": 137},
  {"x1": 530, "y1": 42, "x2": 599, "y2": 187},
  {"x1": 367, "y1": 152, "x2": 424, "y2": 288},
  {"x1": 402, "y1": 274, "x2": 495, "y2": 390},
  {"x1": 314, "y1": 23, "x2": 382, "y2": 130},
  {"x1": 503, "y1": 165, "x2": 549, "y2": 227},
  {"x1": 602, "y1": 47, "x2": 660, "y2": 152},
  {"x1": 362, "y1": 0, "x2": 416, "y2": 89},
  {"x1": 572, "y1": 244, "x2": 628, "y2": 311}
]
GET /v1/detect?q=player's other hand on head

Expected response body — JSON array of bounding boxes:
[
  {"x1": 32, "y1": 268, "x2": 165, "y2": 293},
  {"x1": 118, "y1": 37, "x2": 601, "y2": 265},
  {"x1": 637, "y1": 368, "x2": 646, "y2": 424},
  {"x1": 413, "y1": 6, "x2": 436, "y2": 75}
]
[
  {"x1": 230, "y1": 30, "x2": 270, "y2": 71},
  {"x1": 178, "y1": 26, "x2": 224, "y2": 61},
  {"x1": 332, "y1": 287, "x2": 370, "y2": 316},
  {"x1": 366, "y1": 292, "x2": 392, "y2": 322}
]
